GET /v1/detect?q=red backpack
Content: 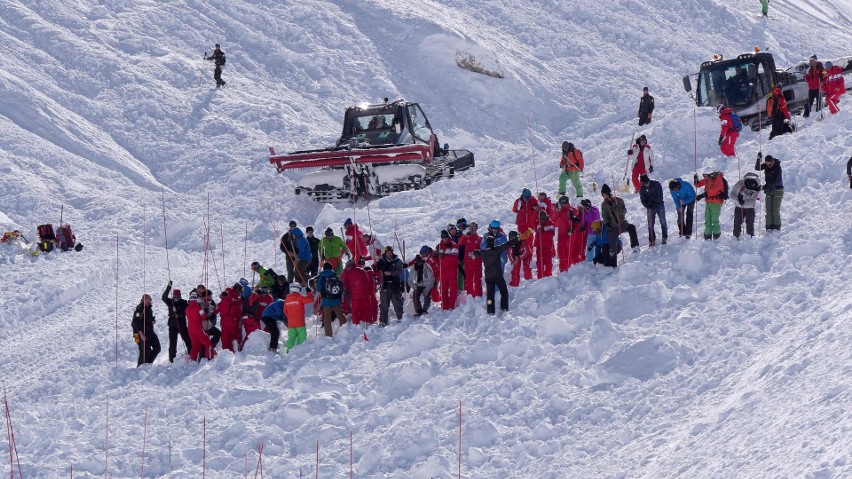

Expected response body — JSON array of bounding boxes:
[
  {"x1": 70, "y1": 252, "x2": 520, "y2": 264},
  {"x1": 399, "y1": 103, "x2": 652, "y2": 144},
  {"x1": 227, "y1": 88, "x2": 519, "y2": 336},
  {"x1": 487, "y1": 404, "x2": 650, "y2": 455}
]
[
  {"x1": 37, "y1": 224, "x2": 56, "y2": 253},
  {"x1": 57, "y1": 225, "x2": 76, "y2": 251}
]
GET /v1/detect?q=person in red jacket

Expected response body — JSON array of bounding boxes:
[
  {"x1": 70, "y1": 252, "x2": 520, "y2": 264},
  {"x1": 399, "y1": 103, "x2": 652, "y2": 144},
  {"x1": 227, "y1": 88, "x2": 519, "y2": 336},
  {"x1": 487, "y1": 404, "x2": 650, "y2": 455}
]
[
  {"x1": 508, "y1": 229, "x2": 533, "y2": 286},
  {"x1": 823, "y1": 61, "x2": 846, "y2": 114},
  {"x1": 804, "y1": 55, "x2": 828, "y2": 117},
  {"x1": 343, "y1": 218, "x2": 368, "y2": 264},
  {"x1": 459, "y1": 222, "x2": 483, "y2": 297},
  {"x1": 186, "y1": 292, "x2": 215, "y2": 361},
  {"x1": 766, "y1": 85, "x2": 792, "y2": 140},
  {"x1": 365, "y1": 262, "x2": 380, "y2": 323},
  {"x1": 717, "y1": 105, "x2": 740, "y2": 157},
  {"x1": 553, "y1": 196, "x2": 576, "y2": 272},
  {"x1": 341, "y1": 259, "x2": 375, "y2": 325},
  {"x1": 569, "y1": 200, "x2": 592, "y2": 266},
  {"x1": 435, "y1": 230, "x2": 459, "y2": 310},
  {"x1": 534, "y1": 210, "x2": 556, "y2": 278},
  {"x1": 629, "y1": 135, "x2": 653, "y2": 193},
  {"x1": 537, "y1": 192, "x2": 555, "y2": 217},
  {"x1": 218, "y1": 285, "x2": 243, "y2": 352},
  {"x1": 512, "y1": 189, "x2": 539, "y2": 236}
]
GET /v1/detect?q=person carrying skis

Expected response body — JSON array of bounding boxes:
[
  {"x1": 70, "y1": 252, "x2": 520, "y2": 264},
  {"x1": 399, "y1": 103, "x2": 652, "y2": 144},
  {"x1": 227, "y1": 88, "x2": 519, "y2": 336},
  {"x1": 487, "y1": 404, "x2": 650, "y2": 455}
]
[
  {"x1": 320, "y1": 227, "x2": 350, "y2": 274},
  {"x1": 186, "y1": 291, "x2": 214, "y2": 361},
  {"x1": 408, "y1": 254, "x2": 436, "y2": 316},
  {"x1": 730, "y1": 172, "x2": 762, "y2": 239},
  {"x1": 279, "y1": 221, "x2": 298, "y2": 282},
  {"x1": 693, "y1": 171, "x2": 729, "y2": 240},
  {"x1": 162, "y1": 281, "x2": 191, "y2": 362},
  {"x1": 204, "y1": 43, "x2": 226, "y2": 88},
  {"x1": 304, "y1": 226, "x2": 321, "y2": 278},
  {"x1": 218, "y1": 284, "x2": 244, "y2": 352},
  {"x1": 553, "y1": 196, "x2": 578, "y2": 273},
  {"x1": 376, "y1": 246, "x2": 405, "y2": 323},
  {"x1": 638, "y1": 175, "x2": 668, "y2": 246},
  {"x1": 629, "y1": 135, "x2": 653, "y2": 193},
  {"x1": 343, "y1": 218, "x2": 368, "y2": 265},
  {"x1": 558, "y1": 142, "x2": 584, "y2": 197},
  {"x1": 766, "y1": 85, "x2": 792, "y2": 140},
  {"x1": 341, "y1": 259, "x2": 375, "y2": 325},
  {"x1": 534, "y1": 209, "x2": 556, "y2": 278},
  {"x1": 508, "y1": 229, "x2": 534, "y2": 287},
  {"x1": 283, "y1": 283, "x2": 313, "y2": 352},
  {"x1": 316, "y1": 262, "x2": 346, "y2": 337},
  {"x1": 638, "y1": 87, "x2": 655, "y2": 126},
  {"x1": 668, "y1": 178, "x2": 697, "y2": 239},
  {"x1": 717, "y1": 104, "x2": 741, "y2": 157},
  {"x1": 459, "y1": 221, "x2": 483, "y2": 298},
  {"x1": 755, "y1": 153, "x2": 784, "y2": 231},
  {"x1": 804, "y1": 55, "x2": 827, "y2": 118},
  {"x1": 474, "y1": 234, "x2": 520, "y2": 315},
  {"x1": 435, "y1": 231, "x2": 460, "y2": 311},
  {"x1": 823, "y1": 61, "x2": 846, "y2": 114},
  {"x1": 132, "y1": 294, "x2": 161, "y2": 367}
]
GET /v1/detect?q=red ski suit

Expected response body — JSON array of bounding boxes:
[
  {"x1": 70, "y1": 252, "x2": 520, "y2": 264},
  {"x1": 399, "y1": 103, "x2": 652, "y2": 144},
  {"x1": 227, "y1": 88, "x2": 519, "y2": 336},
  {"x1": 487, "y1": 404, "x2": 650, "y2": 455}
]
[
  {"x1": 186, "y1": 300, "x2": 213, "y2": 361},
  {"x1": 344, "y1": 223, "x2": 368, "y2": 264},
  {"x1": 435, "y1": 239, "x2": 459, "y2": 310},
  {"x1": 509, "y1": 231, "x2": 533, "y2": 287},
  {"x1": 630, "y1": 144, "x2": 653, "y2": 192},
  {"x1": 718, "y1": 107, "x2": 739, "y2": 157},
  {"x1": 534, "y1": 218, "x2": 556, "y2": 279},
  {"x1": 512, "y1": 197, "x2": 539, "y2": 237},
  {"x1": 459, "y1": 232, "x2": 483, "y2": 297},
  {"x1": 218, "y1": 288, "x2": 243, "y2": 352},
  {"x1": 824, "y1": 65, "x2": 846, "y2": 114},
  {"x1": 342, "y1": 265, "x2": 375, "y2": 325},
  {"x1": 554, "y1": 205, "x2": 576, "y2": 272}
]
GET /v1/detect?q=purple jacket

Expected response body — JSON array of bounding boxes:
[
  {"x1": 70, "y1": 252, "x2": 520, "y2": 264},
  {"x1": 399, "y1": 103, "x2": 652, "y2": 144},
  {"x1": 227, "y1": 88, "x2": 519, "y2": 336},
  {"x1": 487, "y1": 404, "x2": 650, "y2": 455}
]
[{"x1": 581, "y1": 206, "x2": 601, "y2": 230}]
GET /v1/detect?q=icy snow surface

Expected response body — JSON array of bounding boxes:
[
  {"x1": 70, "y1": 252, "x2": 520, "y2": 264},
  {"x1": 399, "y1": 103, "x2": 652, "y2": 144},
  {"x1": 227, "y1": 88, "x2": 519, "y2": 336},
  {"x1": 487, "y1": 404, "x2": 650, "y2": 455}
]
[{"x1": 1, "y1": 0, "x2": 852, "y2": 477}]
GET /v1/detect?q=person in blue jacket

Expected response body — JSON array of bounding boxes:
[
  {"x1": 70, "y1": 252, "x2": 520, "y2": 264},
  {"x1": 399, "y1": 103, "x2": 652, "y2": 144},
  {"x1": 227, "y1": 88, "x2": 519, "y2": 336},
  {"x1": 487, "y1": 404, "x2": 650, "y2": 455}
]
[
  {"x1": 586, "y1": 220, "x2": 622, "y2": 267},
  {"x1": 668, "y1": 178, "x2": 697, "y2": 239},
  {"x1": 291, "y1": 227, "x2": 313, "y2": 285},
  {"x1": 316, "y1": 262, "x2": 345, "y2": 337},
  {"x1": 480, "y1": 219, "x2": 508, "y2": 268},
  {"x1": 260, "y1": 299, "x2": 287, "y2": 352}
]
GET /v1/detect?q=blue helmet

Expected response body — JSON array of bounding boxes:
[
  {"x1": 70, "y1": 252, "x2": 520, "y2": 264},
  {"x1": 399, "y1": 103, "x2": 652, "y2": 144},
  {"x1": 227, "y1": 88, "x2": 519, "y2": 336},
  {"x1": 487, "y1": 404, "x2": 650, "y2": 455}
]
[
  {"x1": 489, "y1": 219, "x2": 500, "y2": 229},
  {"x1": 522, "y1": 188, "x2": 532, "y2": 199},
  {"x1": 419, "y1": 245, "x2": 431, "y2": 255}
]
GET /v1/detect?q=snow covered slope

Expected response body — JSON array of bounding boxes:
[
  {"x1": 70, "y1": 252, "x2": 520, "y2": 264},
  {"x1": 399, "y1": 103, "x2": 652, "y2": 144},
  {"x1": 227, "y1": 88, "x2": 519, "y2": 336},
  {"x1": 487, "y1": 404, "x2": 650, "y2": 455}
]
[{"x1": 1, "y1": 0, "x2": 851, "y2": 477}]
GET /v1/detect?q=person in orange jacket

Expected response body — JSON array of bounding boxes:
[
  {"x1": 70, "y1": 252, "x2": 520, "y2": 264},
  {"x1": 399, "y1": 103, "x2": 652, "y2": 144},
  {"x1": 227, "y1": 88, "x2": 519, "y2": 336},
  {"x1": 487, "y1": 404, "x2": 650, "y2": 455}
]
[
  {"x1": 284, "y1": 283, "x2": 314, "y2": 352},
  {"x1": 558, "y1": 142, "x2": 584, "y2": 197},
  {"x1": 766, "y1": 85, "x2": 792, "y2": 140},
  {"x1": 508, "y1": 229, "x2": 533, "y2": 286},
  {"x1": 534, "y1": 210, "x2": 556, "y2": 278},
  {"x1": 694, "y1": 171, "x2": 729, "y2": 240},
  {"x1": 803, "y1": 55, "x2": 828, "y2": 118}
]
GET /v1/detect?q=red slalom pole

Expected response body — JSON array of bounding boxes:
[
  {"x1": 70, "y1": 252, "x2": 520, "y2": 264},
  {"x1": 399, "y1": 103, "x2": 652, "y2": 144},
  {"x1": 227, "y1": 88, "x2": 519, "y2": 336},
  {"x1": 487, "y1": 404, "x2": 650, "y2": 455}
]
[{"x1": 254, "y1": 442, "x2": 264, "y2": 478}]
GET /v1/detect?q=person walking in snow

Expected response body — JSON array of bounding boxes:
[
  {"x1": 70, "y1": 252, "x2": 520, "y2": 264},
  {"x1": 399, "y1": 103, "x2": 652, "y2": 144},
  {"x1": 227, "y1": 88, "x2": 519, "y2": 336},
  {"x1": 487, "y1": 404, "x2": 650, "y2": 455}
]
[
  {"x1": 186, "y1": 291, "x2": 215, "y2": 361},
  {"x1": 693, "y1": 171, "x2": 729, "y2": 240},
  {"x1": 638, "y1": 87, "x2": 655, "y2": 126},
  {"x1": 668, "y1": 178, "x2": 696, "y2": 239},
  {"x1": 320, "y1": 227, "x2": 350, "y2": 274},
  {"x1": 162, "y1": 281, "x2": 191, "y2": 363},
  {"x1": 475, "y1": 234, "x2": 520, "y2": 315},
  {"x1": 766, "y1": 85, "x2": 793, "y2": 140},
  {"x1": 717, "y1": 104, "x2": 741, "y2": 157},
  {"x1": 534, "y1": 209, "x2": 556, "y2": 278},
  {"x1": 755, "y1": 153, "x2": 784, "y2": 231},
  {"x1": 600, "y1": 184, "x2": 640, "y2": 265},
  {"x1": 823, "y1": 61, "x2": 846, "y2": 114},
  {"x1": 132, "y1": 293, "x2": 161, "y2": 367},
  {"x1": 205, "y1": 43, "x2": 226, "y2": 88},
  {"x1": 638, "y1": 175, "x2": 668, "y2": 246},
  {"x1": 804, "y1": 55, "x2": 827, "y2": 118},
  {"x1": 408, "y1": 255, "x2": 436, "y2": 316},
  {"x1": 629, "y1": 135, "x2": 654, "y2": 193},
  {"x1": 283, "y1": 283, "x2": 313, "y2": 352},
  {"x1": 316, "y1": 262, "x2": 346, "y2": 337},
  {"x1": 304, "y1": 226, "x2": 321, "y2": 278},
  {"x1": 376, "y1": 246, "x2": 404, "y2": 324},
  {"x1": 558, "y1": 142, "x2": 584, "y2": 197},
  {"x1": 730, "y1": 172, "x2": 762, "y2": 239},
  {"x1": 435, "y1": 231, "x2": 460, "y2": 311}
]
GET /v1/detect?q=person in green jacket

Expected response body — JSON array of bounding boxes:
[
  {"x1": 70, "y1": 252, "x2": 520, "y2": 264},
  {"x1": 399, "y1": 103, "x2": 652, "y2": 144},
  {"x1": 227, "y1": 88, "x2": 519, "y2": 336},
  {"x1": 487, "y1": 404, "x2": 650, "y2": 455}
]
[
  {"x1": 319, "y1": 227, "x2": 350, "y2": 274},
  {"x1": 759, "y1": 0, "x2": 769, "y2": 17},
  {"x1": 250, "y1": 261, "x2": 278, "y2": 289}
]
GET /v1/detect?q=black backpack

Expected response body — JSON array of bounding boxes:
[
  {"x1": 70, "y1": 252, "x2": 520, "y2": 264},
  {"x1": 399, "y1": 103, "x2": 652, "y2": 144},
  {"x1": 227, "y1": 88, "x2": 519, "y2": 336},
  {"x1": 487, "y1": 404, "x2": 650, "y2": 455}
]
[
  {"x1": 721, "y1": 178, "x2": 730, "y2": 200},
  {"x1": 323, "y1": 273, "x2": 343, "y2": 300}
]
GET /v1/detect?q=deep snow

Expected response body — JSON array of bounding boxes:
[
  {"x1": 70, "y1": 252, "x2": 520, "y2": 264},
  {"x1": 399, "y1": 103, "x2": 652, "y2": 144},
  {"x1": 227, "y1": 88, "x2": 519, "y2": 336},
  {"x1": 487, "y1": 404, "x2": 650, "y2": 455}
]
[{"x1": 1, "y1": 0, "x2": 852, "y2": 477}]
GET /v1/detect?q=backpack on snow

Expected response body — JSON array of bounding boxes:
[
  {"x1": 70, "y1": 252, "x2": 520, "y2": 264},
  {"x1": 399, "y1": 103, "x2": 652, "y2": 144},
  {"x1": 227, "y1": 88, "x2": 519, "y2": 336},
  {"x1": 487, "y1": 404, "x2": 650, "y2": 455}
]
[
  {"x1": 323, "y1": 273, "x2": 343, "y2": 300},
  {"x1": 730, "y1": 112, "x2": 743, "y2": 132},
  {"x1": 57, "y1": 224, "x2": 75, "y2": 251},
  {"x1": 37, "y1": 224, "x2": 55, "y2": 253}
]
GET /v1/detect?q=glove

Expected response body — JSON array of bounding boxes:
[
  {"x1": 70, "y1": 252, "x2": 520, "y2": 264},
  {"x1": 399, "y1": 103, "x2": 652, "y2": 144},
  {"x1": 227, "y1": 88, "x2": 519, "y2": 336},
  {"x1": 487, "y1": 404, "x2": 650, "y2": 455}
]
[
  {"x1": 718, "y1": 136, "x2": 724, "y2": 145},
  {"x1": 133, "y1": 333, "x2": 140, "y2": 344},
  {"x1": 757, "y1": 152, "x2": 762, "y2": 160},
  {"x1": 737, "y1": 193, "x2": 745, "y2": 206},
  {"x1": 648, "y1": 165, "x2": 654, "y2": 173},
  {"x1": 587, "y1": 245, "x2": 594, "y2": 252},
  {"x1": 168, "y1": 280, "x2": 172, "y2": 286},
  {"x1": 305, "y1": 287, "x2": 312, "y2": 293},
  {"x1": 696, "y1": 192, "x2": 706, "y2": 201},
  {"x1": 627, "y1": 149, "x2": 634, "y2": 155},
  {"x1": 693, "y1": 174, "x2": 699, "y2": 183}
]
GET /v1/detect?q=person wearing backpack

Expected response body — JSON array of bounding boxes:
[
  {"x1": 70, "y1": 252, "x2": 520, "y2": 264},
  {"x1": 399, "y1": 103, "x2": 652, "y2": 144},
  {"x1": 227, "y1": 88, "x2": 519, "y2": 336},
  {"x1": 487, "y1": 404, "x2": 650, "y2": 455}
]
[
  {"x1": 56, "y1": 224, "x2": 78, "y2": 252},
  {"x1": 162, "y1": 281, "x2": 191, "y2": 362},
  {"x1": 558, "y1": 142, "x2": 585, "y2": 197},
  {"x1": 204, "y1": 43, "x2": 226, "y2": 88},
  {"x1": 755, "y1": 153, "x2": 784, "y2": 231},
  {"x1": 694, "y1": 171, "x2": 728, "y2": 240},
  {"x1": 730, "y1": 172, "x2": 762, "y2": 239},
  {"x1": 132, "y1": 293, "x2": 161, "y2": 367},
  {"x1": 316, "y1": 262, "x2": 346, "y2": 337},
  {"x1": 717, "y1": 105, "x2": 741, "y2": 157}
]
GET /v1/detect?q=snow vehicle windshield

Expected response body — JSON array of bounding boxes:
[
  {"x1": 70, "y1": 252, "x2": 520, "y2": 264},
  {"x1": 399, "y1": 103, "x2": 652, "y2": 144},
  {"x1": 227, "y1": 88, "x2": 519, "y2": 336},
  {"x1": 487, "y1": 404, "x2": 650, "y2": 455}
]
[{"x1": 696, "y1": 60, "x2": 771, "y2": 109}]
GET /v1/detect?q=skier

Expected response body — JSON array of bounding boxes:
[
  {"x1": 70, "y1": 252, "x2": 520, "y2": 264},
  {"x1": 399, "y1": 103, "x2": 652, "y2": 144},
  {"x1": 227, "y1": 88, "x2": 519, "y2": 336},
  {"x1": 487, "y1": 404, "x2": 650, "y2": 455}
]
[
  {"x1": 668, "y1": 178, "x2": 697, "y2": 239},
  {"x1": 766, "y1": 85, "x2": 792, "y2": 140},
  {"x1": 132, "y1": 294, "x2": 161, "y2": 367},
  {"x1": 204, "y1": 43, "x2": 226, "y2": 88},
  {"x1": 161, "y1": 281, "x2": 191, "y2": 363},
  {"x1": 474, "y1": 234, "x2": 520, "y2": 315},
  {"x1": 730, "y1": 173, "x2": 762, "y2": 239},
  {"x1": 376, "y1": 246, "x2": 404, "y2": 323},
  {"x1": 435, "y1": 231, "x2": 460, "y2": 310},
  {"x1": 553, "y1": 196, "x2": 577, "y2": 273},
  {"x1": 823, "y1": 61, "x2": 846, "y2": 114},
  {"x1": 343, "y1": 218, "x2": 368, "y2": 265},
  {"x1": 759, "y1": 0, "x2": 769, "y2": 17},
  {"x1": 717, "y1": 104, "x2": 741, "y2": 157},
  {"x1": 638, "y1": 175, "x2": 668, "y2": 246},
  {"x1": 804, "y1": 55, "x2": 827, "y2": 118},
  {"x1": 600, "y1": 184, "x2": 640, "y2": 265},
  {"x1": 755, "y1": 153, "x2": 784, "y2": 231},
  {"x1": 316, "y1": 262, "x2": 346, "y2": 337},
  {"x1": 459, "y1": 221, "x2": 483, "y2": 298},
  {"x1": 320, "y1": 227, "x2": 350, "y2": 274},
  {"x1": 408, "y1": 255, "x2": 436, "y2": 316},
  {"x1": 512, "y1": 189, "x2": 539, "y2": 237},
  {"x1": 558, "y1": 142, "x2": 584, "y2": 197},
  {"x1": 534, "y1": 209, "x2": 556, "y2": 278},
  {"x1": 304, "y1": 226, "x2": 321, "y2": 278},
  {"x1": 628, "y1": 135, "x2": 654, "y2": 193},
  {"x1": 218, "y1": 284, "x2": 243, "y2": 352},
  {"x1": 693, "y1": 171, "x2": 729, "y2": 240},
  {"x1": 186, "y1": 291, "x2": 214, "y2": 361},
  {"x1": 638, "y1": 87, "x2": 655, "y2": 126},
  {"x1": 279, "y1": 221, "x2": 297, "y2": 282},
  {"x1": 283, "y1": 283, "x2": 313, "y2": 352}
]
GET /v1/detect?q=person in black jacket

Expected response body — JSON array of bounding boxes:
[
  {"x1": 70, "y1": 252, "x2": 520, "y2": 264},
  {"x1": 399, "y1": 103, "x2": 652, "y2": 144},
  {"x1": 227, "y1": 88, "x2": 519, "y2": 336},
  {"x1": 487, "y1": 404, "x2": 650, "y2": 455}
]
[
  {"x1": 204, "y1": 44, "x2": 226, "y2": 88},
  {"x1": 162, "y1": 281, "x2": 191, "y2": 362},
  {"x1": 755, "y1": 153, "x2": 784, "y2": 231},
  {"x1": 638, "y1": 87, "x2": 655, "y2": 126},
  {"x1": 638, "y1": 175, "x2": 668, "y2": 246},
  {"x1": 475, "y1": 234, "x2": 520, "y2": 315},
  {"x1": 376, "y1": 246, "x2": 404, "y2": 325},
  {"x1": 279, "y1": 221, "x2": 297, "y2": 282},
  {"x1": 305, "y1": 226, "x2": 321, "y2": 278},
  {"x1": 132, "y1": 294, "x2": 161, "y2": 367}
]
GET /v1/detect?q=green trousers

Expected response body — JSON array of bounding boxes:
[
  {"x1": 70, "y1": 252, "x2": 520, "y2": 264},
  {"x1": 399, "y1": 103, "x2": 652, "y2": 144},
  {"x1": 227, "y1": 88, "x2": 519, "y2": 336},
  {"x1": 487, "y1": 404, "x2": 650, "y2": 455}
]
[
  {"x1": 703, "y1": 203, "x2": 721, "y2": 238},
  {"x1": 759, "y1": 0, "x2": 769, "y2": 15},
  {"x1": 286, "y1": 327, "x2": 306, "y2": 352},
  {"x1": 559, "y1": 170, "x2": 583, "y2": 196},
  {"x1": 765, "y1": 189, "x2": 783, "y2": 230}
]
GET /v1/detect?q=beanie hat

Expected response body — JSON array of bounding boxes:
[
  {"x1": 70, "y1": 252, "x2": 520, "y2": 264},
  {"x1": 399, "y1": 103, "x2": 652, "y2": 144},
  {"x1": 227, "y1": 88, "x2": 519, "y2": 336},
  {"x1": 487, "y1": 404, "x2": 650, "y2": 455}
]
[
  {"x1": 764, "y1": 155, "x2": 775, "y2": 162},
  {"x1": 344, "y1": 218, "x2": 353, "y2": 227},
  {"x1": 456, "y1": 218, "x2": 468, "y2": 229},
  {"x1": 600, "y1": 184, "x2": 612, "y2": 195},
  {"x1": 325, "y1": 227, "x2": 333, "y2": 237},
  {"x1": 810, "y1": 54, "x2": 818, "y2": 61},
  {"x1": 385, "y1": 245, "x2": 393, "y2": 252},
  {"x1": 561, "y1": 141, "x2": 569, "y2": 150},
  {"x1": 558, "y1": 195, "x2": 570, "y2": 206},
  {"x1": 172, "y1": 289, "x2": 181, "y2": 298},
  {"x1": 640, "y1": 174, "x2": 650, "y2": 184},
  {"x1": 508, "y1": 230, "x2": 519, "y2": 240},
  {"x1": 323, "y1": 262, "x2": 333, "y2": 270},
  {"x1": 232, "y1": 282, "x2": 242, "y2": 292},
  {"x1": 305, "y1": 226, "x2": 314, "y2": 233},
  {"x1": 567, "y1": 142, "x2": 574, "y2": 151},
  {"x1": 643, "y1": 86, "x2": 649, "y2": 91},
  {"x1": 580, "y1": 198, "x2": 592, "y2": 209},
  {"x1": 419, "y1": 245, "x2": 431, "y2": 255},
  {"x1": 440, "y1": 230, "x2": 450, "y2": 239},
  {"x1": 288, "y1": 220, "x2": 297, "y2": 228},
  {"x1": 250, "y1": 261, "x2": 260, "y2": 270}
]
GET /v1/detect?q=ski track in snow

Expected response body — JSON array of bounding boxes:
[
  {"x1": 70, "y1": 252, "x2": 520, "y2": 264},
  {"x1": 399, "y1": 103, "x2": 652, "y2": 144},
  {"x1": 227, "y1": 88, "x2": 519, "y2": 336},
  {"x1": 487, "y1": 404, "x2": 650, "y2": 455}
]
[{"x1": 1, "y1": 0, "x2": 852, "y2": 477}]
